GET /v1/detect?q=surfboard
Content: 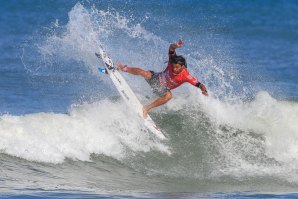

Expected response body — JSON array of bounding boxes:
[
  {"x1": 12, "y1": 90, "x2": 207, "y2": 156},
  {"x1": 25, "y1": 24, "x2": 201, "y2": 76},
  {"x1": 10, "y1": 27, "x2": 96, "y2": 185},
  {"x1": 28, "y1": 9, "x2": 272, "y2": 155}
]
[{"x1": 95, "y1": 47, "x2": 166, "y2": 140}]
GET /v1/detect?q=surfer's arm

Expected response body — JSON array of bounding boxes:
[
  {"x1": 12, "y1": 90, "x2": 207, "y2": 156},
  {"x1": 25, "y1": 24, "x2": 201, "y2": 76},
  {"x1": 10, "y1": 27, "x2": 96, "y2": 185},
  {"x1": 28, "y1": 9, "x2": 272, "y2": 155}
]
[
  {"x1": 169, "y1": 39, "x2": 183, "y2": 60},
  {"x1": 169, "y1": 39, "x2": 183, "y2": 51},
  {"x1": 196, "y1": 82, "x2": 208, "y2": 96},
  {"x1": 186, "y1": 74, "x2": 208, "y2": 96}
]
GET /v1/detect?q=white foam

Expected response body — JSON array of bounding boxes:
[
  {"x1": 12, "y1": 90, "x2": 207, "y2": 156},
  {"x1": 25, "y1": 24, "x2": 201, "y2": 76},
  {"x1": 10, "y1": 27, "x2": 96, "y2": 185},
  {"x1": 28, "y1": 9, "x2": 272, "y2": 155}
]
[
  {"x1": 201, "y1": 91, "x2": 298, "y2": 166},
  {"x1": 0, "y1": 100, "x2": 169, "y2": 163}
]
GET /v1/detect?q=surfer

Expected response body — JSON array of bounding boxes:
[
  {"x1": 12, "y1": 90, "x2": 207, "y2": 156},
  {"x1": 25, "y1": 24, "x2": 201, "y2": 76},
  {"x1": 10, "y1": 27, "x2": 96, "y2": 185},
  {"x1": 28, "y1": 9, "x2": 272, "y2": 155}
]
[{"x1": 117, "y1": 39, "x2": 208, "y2": 118}]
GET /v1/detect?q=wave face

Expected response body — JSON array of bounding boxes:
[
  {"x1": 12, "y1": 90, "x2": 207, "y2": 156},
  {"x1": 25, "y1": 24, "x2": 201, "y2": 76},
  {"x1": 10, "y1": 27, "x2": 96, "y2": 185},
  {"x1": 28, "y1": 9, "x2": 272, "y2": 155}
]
[{"x1": 1, "y1": 0, "x2": 298, "y2": 194}]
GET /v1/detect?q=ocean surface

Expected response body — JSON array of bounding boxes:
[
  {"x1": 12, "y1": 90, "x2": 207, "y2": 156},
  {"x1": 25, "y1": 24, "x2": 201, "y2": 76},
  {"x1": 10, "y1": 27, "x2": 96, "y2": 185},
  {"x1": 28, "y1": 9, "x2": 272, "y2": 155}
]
[{"x1": 1, "y1": 0, "x2": 298, "y2": 198}]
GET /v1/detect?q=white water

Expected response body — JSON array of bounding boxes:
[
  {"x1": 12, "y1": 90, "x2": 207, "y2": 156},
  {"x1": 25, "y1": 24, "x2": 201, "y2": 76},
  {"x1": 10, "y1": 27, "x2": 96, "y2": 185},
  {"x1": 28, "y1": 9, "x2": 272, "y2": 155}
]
[
  {"x1": 0, "y1": 100, "x2": 169, "y2": 163},
  {"x1": 203, "y1": 91, "x2": 298, "y2": 162}
]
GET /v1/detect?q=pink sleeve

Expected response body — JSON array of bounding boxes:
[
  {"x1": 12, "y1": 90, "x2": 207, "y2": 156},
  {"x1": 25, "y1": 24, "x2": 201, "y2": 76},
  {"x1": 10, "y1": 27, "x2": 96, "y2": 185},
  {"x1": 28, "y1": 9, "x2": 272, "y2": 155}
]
[{"x1": 184, "y1": 73, "x2": 199, "y2": 86}]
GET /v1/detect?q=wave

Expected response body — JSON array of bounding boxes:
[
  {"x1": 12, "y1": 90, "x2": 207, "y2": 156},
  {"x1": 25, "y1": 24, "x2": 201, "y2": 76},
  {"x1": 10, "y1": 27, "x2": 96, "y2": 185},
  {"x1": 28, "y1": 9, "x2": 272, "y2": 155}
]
[
  {"x1": 8, "y1": 2, "x2": 298, "y2": 187},
  {"x1": 198, "y1": 91, "x2": 298, "y2": 182},
  {"x1": 0, "y1": 100, "x2": 169, "y2": 163}
]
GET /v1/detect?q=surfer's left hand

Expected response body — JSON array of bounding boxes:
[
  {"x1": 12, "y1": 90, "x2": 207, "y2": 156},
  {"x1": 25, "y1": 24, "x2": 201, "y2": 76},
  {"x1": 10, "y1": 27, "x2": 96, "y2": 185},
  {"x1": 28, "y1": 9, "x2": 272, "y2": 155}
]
[
  {"x1": 202, "y1": 90, "x2": 208, "y2": 96},
  {"x1": 199, "y1": 83, "x2": 208, "y2": 96}
]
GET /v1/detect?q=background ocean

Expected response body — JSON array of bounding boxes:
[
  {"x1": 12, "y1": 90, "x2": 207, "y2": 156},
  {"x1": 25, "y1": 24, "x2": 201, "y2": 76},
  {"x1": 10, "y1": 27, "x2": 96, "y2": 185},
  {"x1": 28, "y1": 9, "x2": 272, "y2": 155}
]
[{"x1": 1, "y1": 0, "x2": 298, "y2": 198}]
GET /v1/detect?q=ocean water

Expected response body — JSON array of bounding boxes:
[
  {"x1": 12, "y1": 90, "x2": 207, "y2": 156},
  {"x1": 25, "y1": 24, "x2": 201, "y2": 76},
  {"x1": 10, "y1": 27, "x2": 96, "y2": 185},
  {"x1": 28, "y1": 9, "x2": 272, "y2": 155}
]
[{"x1": 1, "y1": 0, "x2": 298, "y2": 198}]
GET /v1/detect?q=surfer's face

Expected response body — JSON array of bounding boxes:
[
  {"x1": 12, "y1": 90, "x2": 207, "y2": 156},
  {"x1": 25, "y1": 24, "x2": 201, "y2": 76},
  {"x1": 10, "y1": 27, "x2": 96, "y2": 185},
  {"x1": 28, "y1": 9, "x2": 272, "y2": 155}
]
[{"x1": 173, "y1": 63, "x2": 184, "y2": 74}]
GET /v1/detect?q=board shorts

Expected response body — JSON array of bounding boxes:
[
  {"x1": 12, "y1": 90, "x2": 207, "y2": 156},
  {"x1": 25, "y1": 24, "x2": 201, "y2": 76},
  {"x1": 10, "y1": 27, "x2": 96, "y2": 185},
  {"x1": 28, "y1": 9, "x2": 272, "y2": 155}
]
[{"x1": 145, "y1": 71, "x2": 170, "y2": 97}]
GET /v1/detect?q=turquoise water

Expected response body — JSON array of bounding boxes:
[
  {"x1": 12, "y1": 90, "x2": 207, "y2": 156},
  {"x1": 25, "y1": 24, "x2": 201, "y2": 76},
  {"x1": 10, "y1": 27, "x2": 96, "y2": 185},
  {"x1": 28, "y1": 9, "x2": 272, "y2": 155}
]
[{"x1": 1, "y1": 0, "x2": 298, "y2": 198}]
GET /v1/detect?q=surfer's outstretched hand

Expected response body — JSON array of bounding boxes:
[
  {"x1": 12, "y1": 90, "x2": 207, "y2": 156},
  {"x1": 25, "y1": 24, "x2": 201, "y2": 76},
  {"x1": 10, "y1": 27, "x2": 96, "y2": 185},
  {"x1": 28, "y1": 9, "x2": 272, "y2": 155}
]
[{"x1": 199, "y1": 83, "x2": 208, "y2": 96}]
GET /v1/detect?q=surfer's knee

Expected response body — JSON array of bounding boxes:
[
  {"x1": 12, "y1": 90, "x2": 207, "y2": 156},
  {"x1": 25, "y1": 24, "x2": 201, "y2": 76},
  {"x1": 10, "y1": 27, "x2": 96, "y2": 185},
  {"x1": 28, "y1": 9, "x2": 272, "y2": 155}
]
[
  {"x1": 142, "y1": 70, "x2": 152, "y2": 79},
  {"x1": 163, "y1": 91, "x2": 172, "y2": 102}
]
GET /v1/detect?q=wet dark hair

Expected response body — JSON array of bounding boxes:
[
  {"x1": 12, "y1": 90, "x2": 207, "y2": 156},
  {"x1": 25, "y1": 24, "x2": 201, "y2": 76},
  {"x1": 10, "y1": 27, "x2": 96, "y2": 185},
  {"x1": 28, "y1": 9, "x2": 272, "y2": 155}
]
[{"x1": 172, "y1": 55, "x2": 187, "y2": 68}]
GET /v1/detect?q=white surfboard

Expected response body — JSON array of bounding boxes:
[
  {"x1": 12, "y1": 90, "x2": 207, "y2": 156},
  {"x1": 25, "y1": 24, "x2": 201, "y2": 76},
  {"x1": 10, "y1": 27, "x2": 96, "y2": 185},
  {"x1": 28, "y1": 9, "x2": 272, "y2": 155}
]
[{"x1": 95, "y1": 47, "x2": 166, "y2": 140}]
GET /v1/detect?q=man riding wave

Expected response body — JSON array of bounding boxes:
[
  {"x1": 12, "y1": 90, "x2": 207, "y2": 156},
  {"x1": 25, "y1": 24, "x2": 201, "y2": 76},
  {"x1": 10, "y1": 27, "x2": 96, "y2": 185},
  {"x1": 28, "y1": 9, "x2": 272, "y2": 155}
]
[{"x1": 117, "y1": 39, "x2": 208, "y2": 118}]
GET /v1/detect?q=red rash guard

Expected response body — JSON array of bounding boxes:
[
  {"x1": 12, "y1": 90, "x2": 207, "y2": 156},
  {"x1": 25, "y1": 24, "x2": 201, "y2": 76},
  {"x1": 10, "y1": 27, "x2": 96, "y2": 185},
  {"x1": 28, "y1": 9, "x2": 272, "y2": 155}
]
[{"x1": 159, "y1": 50, "x2": 200, "y2": 90}]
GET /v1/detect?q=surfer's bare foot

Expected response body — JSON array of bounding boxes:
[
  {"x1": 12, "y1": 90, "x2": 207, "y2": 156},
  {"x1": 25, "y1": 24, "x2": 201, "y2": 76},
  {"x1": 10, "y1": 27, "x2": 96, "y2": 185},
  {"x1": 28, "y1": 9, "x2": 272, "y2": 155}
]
[
  {"x1": 116, "y1": 62, "x2": 128, "y2": 72},
  {"x1": 143, "y1": 106, "x2": 149, "y2": 118}
]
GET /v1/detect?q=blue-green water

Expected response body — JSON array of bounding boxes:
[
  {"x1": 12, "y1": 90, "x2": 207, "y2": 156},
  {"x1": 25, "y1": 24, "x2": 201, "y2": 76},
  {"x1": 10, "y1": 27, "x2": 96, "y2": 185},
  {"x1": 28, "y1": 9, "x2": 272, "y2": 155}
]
[{"x1": 1, "y1": 0, "x2": 298, "y2": 198}]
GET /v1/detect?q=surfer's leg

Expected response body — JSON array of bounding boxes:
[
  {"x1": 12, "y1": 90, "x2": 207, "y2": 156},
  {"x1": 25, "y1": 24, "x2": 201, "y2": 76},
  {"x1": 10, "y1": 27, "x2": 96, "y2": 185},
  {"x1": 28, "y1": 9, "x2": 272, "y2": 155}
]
[
  {"x1": 126, "y1": 68, "x2": 152, "y2": 79},
  {"x1": 143, "y1": 91, "x2": 172, "y2": 118},
  {"x1": 117, "y1": 63, "x2": 152, "y2": 79}
]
